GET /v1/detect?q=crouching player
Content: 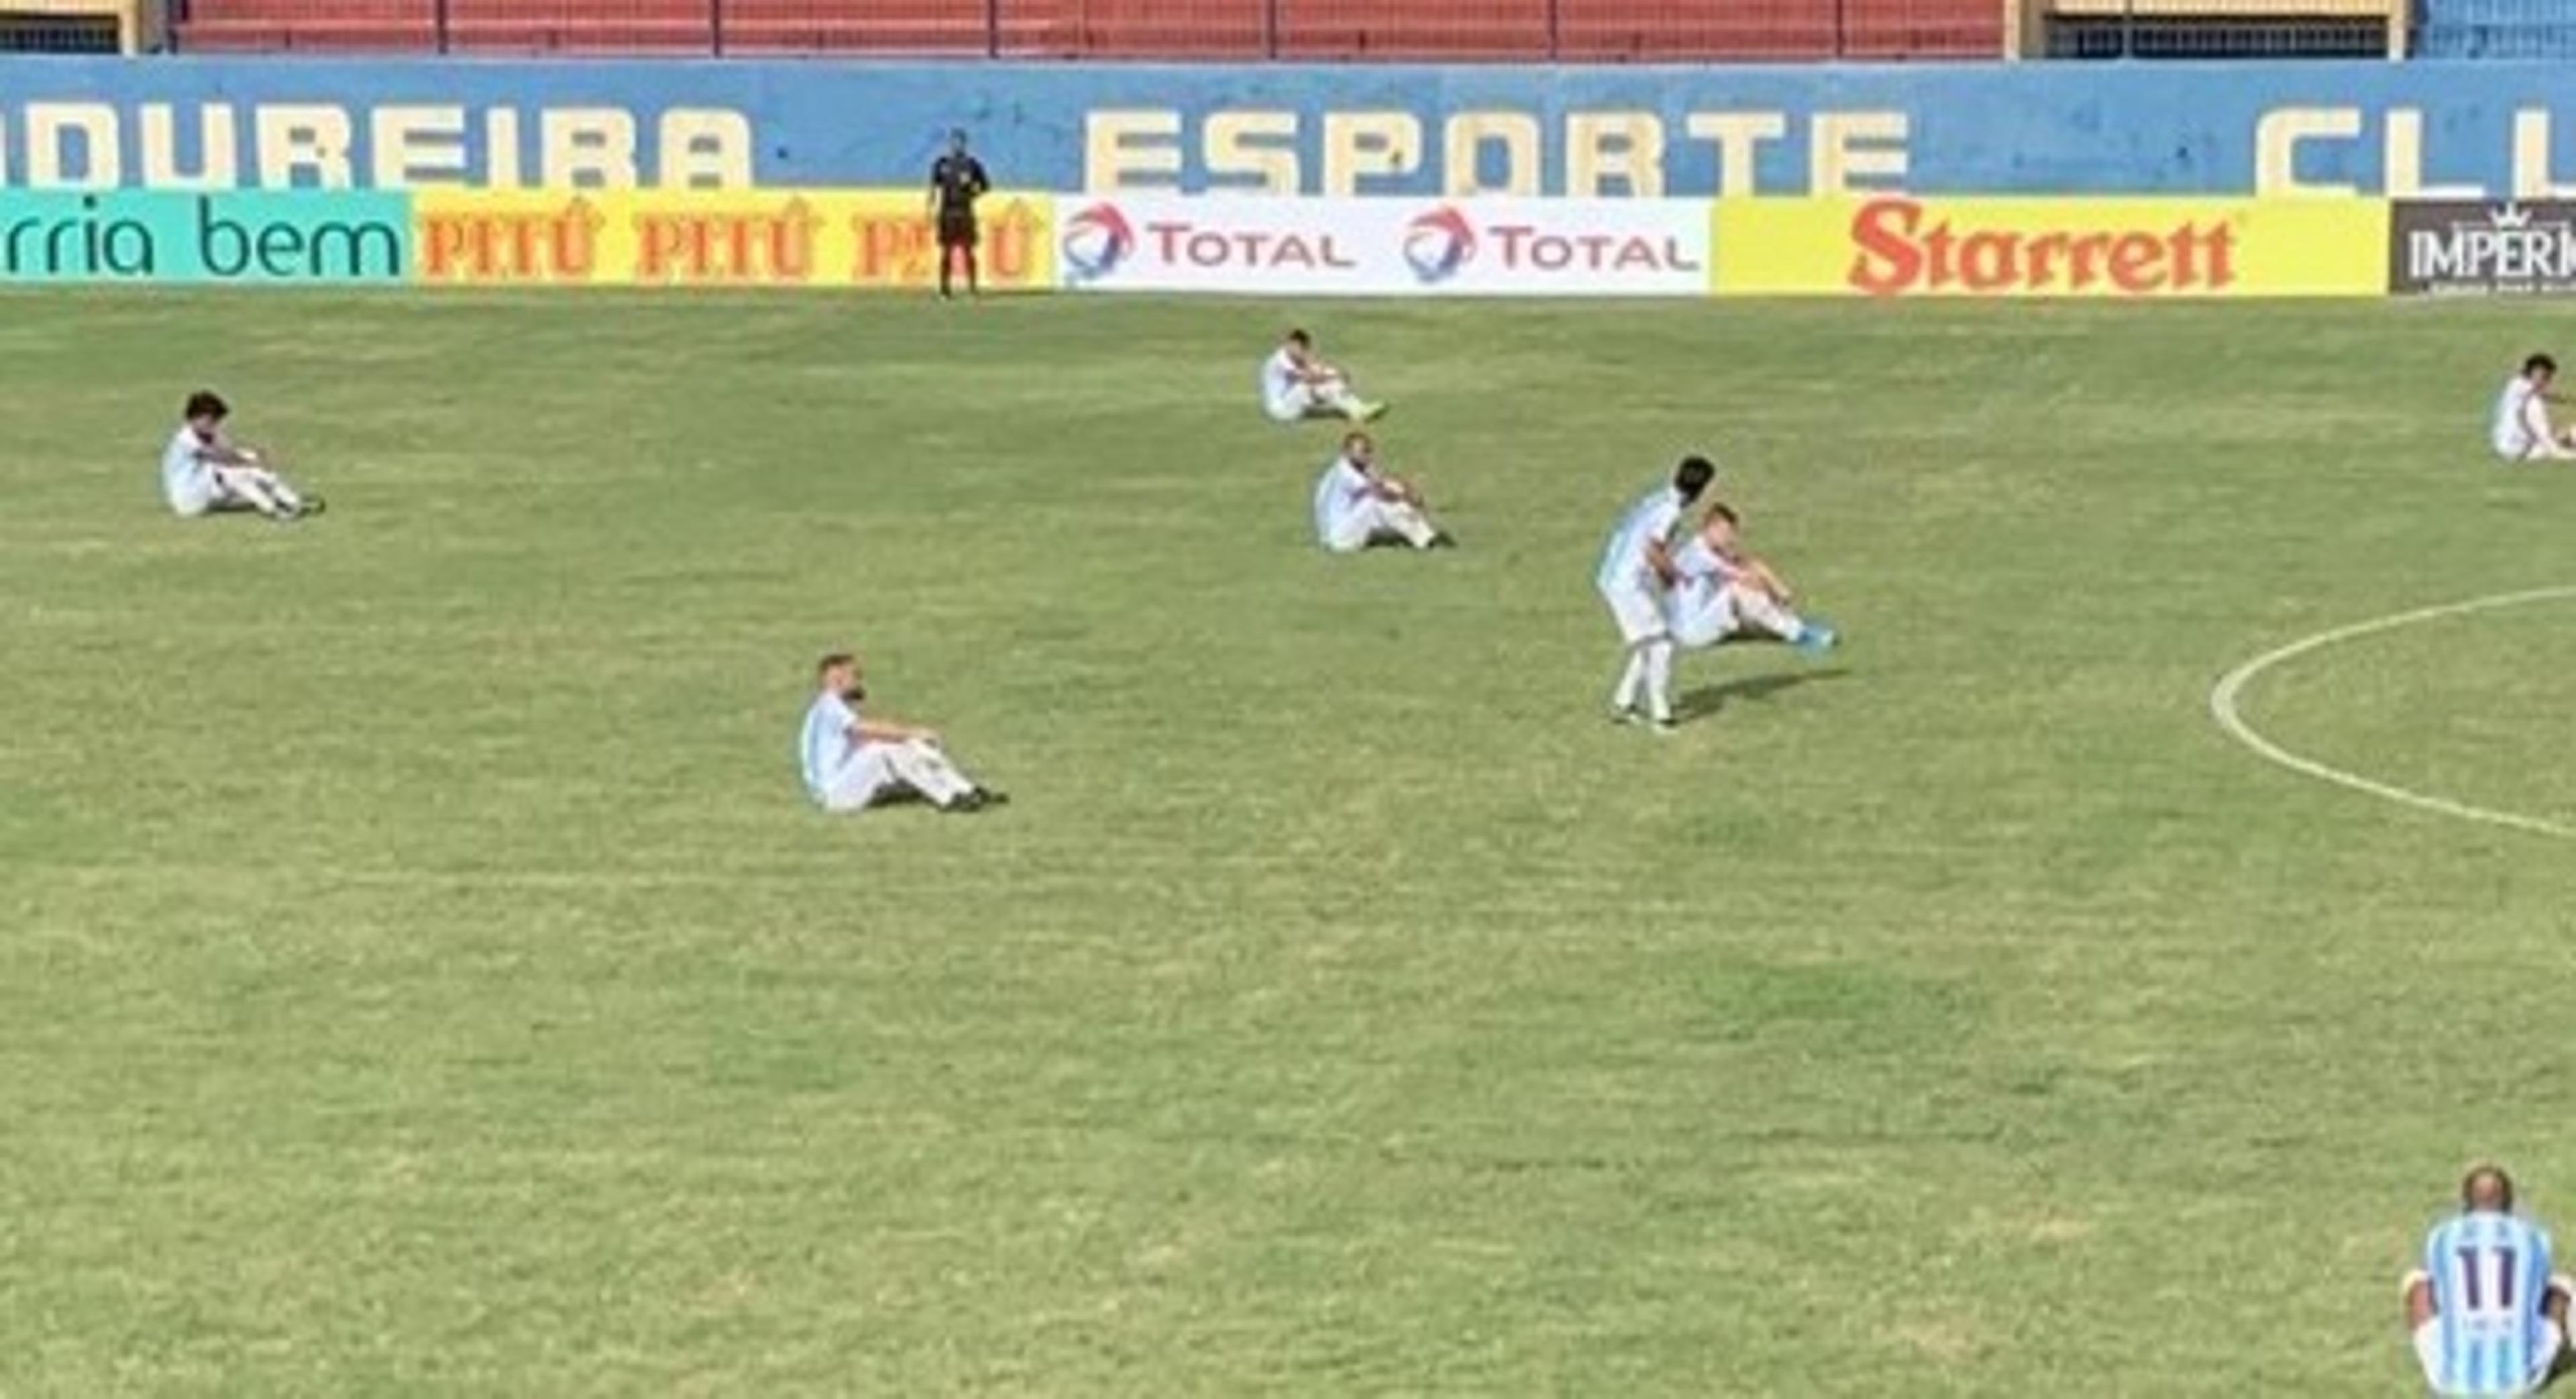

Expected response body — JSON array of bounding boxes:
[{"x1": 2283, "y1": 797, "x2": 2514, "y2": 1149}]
[
  {"x1": 798, "y1": 652, "x2": 1006, "y2": 815},
  {"x1": 1668, "y1": 504, "x2": 1837, "y2": 656},
  {"x1": 1262, "y1": 329, "x2": 1385, "y2": 425},
  {"x1": 161, "y1": 390, "x2": 323, "y2": 522},
  {"x1": 1313, "y1": 431, "x2": 1452, "y2": 553},
  {"x1": 2405, "y1": 1163, "x2": 2573, "y2": 1396}
]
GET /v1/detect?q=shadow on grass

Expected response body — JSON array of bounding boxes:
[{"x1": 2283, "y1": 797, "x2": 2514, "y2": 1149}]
[{"x1": 1674, "y1": 664, "x2": 1851, "y2": 725}]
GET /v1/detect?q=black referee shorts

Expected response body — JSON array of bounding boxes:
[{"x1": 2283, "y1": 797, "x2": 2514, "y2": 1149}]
[{"x1": 937, "y1": 211, "x2": 978, "y2": 249}]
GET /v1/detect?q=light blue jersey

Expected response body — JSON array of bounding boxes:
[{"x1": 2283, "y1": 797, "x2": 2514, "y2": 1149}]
[
  {"x1": 799, "y1": 690, "x2": 859, "y2": 804},
  {"x1": 1670, "y1": 533, "x2": 1733, "y2": 584},
  {"x1": 1665, "y1": 533, "x2": 1732, "y2": 629},
  {"x1": 161, "y1": 425, "x2": 214, "y2": 516},
  {"x1": 1595, "y1": 486, "x2": 1684, "y2": 593},
  {"x1": 2422, "y1": 1210, "x2": 2557, "y2": 1396},
  {"x1": 1313, "y1": 454, "x2": 1367, "y2": 545}
]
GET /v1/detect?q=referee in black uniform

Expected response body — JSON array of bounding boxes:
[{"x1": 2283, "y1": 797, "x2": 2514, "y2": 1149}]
[{"x1": 926, "y1": 128, "x2": 992, "y2": 300}]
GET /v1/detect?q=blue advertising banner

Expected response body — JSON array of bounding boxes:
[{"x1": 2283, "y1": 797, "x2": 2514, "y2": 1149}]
[
  {"x1": 0, "y1": 189, "x2": 410, "y2": 282},
  {"x1": 1, "y1": 56, "x2": 2573, "y2": 199}
]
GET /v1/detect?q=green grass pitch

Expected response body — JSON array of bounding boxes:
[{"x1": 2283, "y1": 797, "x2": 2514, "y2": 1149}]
[{"x1": 7, "y1": 290, "x2": 2576, "y2": 1394}]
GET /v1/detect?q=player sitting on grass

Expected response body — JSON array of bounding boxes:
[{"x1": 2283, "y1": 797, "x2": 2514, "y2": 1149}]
[
  {"x1": 2493, "y1": 354, "x2": 2576, "y2": 462},
  {"x1": 1599, "y1": 455, "x2": 1715, "y2": 734},
  {"x1": 1262, "y1": 329, "x2": 1385, "y2": 425},
  {"x1": 1668, "y1": 503, "x2": 1837, "y2": 656},
  {"x1": 798, "y1": 652, "x2": 1005, "y2": 815},
  {"x1": 2404, "y1": 1163, "x2": 2574, "y2": 1396},
  {"x1": 1312, "y1": 431, "x2": 1451, "y2": 553},
  {"x1": 161, "y1": 390, "x2": 322, "y2": 522}
]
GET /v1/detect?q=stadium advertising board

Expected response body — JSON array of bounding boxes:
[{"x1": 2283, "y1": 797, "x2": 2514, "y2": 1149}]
[
  {"x1": 3, "y1": 58, "x2": 2575, "y2": 200},
  {"x1": 2388, "y1": 201, "x2": 2576, "y2": 296},
  {"x1": 1059, "y1": 195, "x2": 1705, "y2": 295},
  {"x1": 0, "y1": 189, "x2": 407, "y2": 282},
  {"x1": 411, "y1": 189, "x2": 1056, "y2": 289},
  {"x1": 1713, "y1": 198, "x2": 2389, "y2": 297}
]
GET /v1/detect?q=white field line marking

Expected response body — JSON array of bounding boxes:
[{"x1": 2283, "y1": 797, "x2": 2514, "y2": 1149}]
[{"x1": 2208, "y1": 586, "x2": 2576, "y2": 840}]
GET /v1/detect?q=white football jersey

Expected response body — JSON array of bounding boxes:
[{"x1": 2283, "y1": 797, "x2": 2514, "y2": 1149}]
[
  {"x1": 2493, "y1": 374, "x2": 2551, "y2": 458},
  {"x1": 1261, "y1": 347, "x2": 1301, "y2": 405}
]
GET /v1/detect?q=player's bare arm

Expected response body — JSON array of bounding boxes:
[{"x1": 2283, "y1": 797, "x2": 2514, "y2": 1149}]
[
  {"x1": 1645, "y1": 538, "x2": 1682, "y2": 588},
  {"x1": 1747, "y1": 558, "x2": 1792, "y2": 602},
  {"x1": 199, "y1": 439, "x2": 262, "y2": 468},
  {"x1": 856, "y1": 717, "x2": 938, "y2": 745}
]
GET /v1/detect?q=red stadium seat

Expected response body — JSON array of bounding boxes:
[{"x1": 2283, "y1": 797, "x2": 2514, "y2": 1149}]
[
  {"x1": 1558, "y1": 0, "x2": 1829, "y2": 58},
  {"x1": 724, "y1": 0, "x2": 992, "y2": 53},
  {"x1": 1275, "y1": 0, "x2": 1549, "y2": 58},
  {"x1": 174, "y1": 0, "x2": 2003, "y2": 59},
  {"x1": 441, "y1": 0, "x2": 714, "y2": 52}
]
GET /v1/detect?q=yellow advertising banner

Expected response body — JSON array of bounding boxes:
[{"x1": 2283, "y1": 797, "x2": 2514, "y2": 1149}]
[
  {"x1": 411, "y1": 189, "x2": 1057, "y2": 290},
  {"x1": 1713, "y1": 197, "x2": 2388, "y2": 297}
]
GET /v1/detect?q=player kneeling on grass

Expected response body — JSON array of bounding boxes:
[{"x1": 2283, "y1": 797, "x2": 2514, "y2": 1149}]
[
  {"x1": 798, "y1": 652, "x2": 1006, "y2": 815},
  {"x1": 1313, "y1": 431, "x2": 1452, "y2": 553},
  {"x1": 161, "y1": 390, "x2": 322, "y2": 523},
  {"x1": 1668, "y1": 504, "x2": 1837, "y2": 656},
  {"x1": 2493, "y1": 354, "x2": 2576, "y2": 462},
  {"x1": 2404, "y1": 1163, "x2": 2574, "y2": 1396},
  {"x1": 1263, "y1": 329, "x2": 1385, "y2": 425}
]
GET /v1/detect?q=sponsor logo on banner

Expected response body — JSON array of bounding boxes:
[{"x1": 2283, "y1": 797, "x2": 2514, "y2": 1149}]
[
  {"x1": 1847, "y1": 197, "x2": 2235, "y2": 296},
  {"x1": 2390, "y1": 201, "x2": 2576, "y2": 296},
  {"x1": 411, "y1": 189, "x2": 1055, "y2": 289},
  {"x1": 1060, "y1": 196, "x2": 1706, "y2": 296},
  {"x1": 0, "y1": 191, "x2": 410, "y2": 284},
  {"x1": 1402, "y1": 207, "x2": 1476, "y2": 284},
  {"x1": 1712, "y1": 197, "x2": 2388, "y2": 298},
  {"x1": 1061, "y1": 202, "x2": 1136, "y2": 281}
]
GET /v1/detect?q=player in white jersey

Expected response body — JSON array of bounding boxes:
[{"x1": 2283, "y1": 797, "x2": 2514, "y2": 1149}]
[
  {"x1": 2406, "y1": 1164, "x2": 2573, "y2": 1396},
  {"x1": 1262, "y1": 329, "x2": 1385, "y2": 425},
  {"x1": 1596, "y1": 456, "x2": 1715, "y2": 733},
  {"x1": 2493, "y1": 354, "x2": 2576, "y2": 462},
  {"x1": 1666, "y1": 503, "x2": 1839, "y2": 656},
  {"x1": 798, "y1": 652, "x2": 1004, "y2": 815},
  {"x1": 160, "y1": 390, "x2": 322, "y2": 521},
  {"x1": 1312, "y1": 431, "x2": 1450, "y2": 553}
]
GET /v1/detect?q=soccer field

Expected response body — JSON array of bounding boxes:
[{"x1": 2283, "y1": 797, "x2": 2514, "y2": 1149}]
[{"x1": 7, "y1": 289, "x2": 2576, "y2": 1394}]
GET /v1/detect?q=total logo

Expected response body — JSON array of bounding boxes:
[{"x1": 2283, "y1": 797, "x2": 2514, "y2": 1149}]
[
  {"x1": 1399, "y1": 205, "x2": 1703, "y2": 283},
  {"x1": 1059, "y1": 203, "x2": 1135, "y2": 281},
  {"x1": 1402, "y1": 207, "x2": 1476, "y2": 284}
]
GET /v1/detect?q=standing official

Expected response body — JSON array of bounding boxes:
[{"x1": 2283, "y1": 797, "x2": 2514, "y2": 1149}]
[{"x1": 926, "y1": 129, "x2": 992, "y2": 300}]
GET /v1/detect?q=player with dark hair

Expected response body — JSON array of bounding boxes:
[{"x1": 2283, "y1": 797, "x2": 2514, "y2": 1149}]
[
  {"x1": 2493, "y1": 352, "x2": 2576, "y2": 461},
  {"x1": 798, "y1": 651, "x2": 1004, "y2": 814},
  {"x1": 159, "y1": 389, "x2": 322, "y2": 522},
  {"x1": 1597, "y1": 456, "x2": 1716, "y2": 732},
  {"x1": 1261, "y1": 328, "x2": 1384, "y2": 424},
  {"x1": 926, "y1": 129, "x2": 991, "y2": 301}
]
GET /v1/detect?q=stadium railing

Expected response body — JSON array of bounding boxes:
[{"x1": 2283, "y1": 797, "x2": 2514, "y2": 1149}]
[
  {"x1": 1, "y1": 0, "x2": 160, "y2": 50},
  {"x1": 2412, "y1": 0, "x2": 2576, "y2": 57},
  {"x1": 163, "y1": 0, "x2": 2004, "y2": 59},
  {"x1": 2010, "y1": 0, "x2": 2404, "y2": 58}
]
